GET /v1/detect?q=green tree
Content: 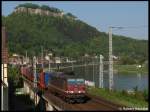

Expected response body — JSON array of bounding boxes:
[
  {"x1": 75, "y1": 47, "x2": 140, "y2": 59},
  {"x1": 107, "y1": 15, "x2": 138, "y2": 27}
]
[
  {"x1": 2, "y1": 3, "x2": 148, "y2": 63},
  {"x1": 66, "y1": 12, "x2": 77, "y2": 19},
  {"x1": 15, "y1": 3, "x2": 40, "y2": 9}
]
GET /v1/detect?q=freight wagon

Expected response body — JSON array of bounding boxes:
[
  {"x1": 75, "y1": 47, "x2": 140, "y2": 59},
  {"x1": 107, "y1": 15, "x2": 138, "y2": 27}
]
[
  {"x1": 21, "y1": 65, "x2": 34, "y2": 81},
  {"x1": 48, "y1": 72, "x2": 86, "y2": 103},
  {"x1": 38, "y1": 71, "x2": 52, "y2": 89},
  {"x1": 21, "y1": 66, "x2": 52, "y2": 90}
]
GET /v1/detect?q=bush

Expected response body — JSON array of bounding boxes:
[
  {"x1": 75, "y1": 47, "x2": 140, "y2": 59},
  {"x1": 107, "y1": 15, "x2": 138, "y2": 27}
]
[
  {"x1": 133, "y1": 86, "x2": 138, "y2": 92},
  {"x1": 143, "y1": 89, "x2": 148, "y2": 101},
  {"x1": 132, "y1": 86, "x2": 147, "y2": 101},
  {"x1": 134, "y1": 92, "x2": 145, "y2": 100},
  {"x1": 122, "y1": 89, "x2": 128, "y2": 96},
  {"x1": 8, "y1": 65, "x2": 21, "y2": 87}
]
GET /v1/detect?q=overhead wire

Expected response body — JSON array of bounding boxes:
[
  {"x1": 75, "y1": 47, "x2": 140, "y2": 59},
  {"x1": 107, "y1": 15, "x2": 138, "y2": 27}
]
[{"x1": 112, "y1": 25, "x2": 148, "y2": 31}]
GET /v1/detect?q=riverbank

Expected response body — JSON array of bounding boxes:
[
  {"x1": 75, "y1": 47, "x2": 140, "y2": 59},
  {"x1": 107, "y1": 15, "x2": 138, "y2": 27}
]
[
  {"x1": 114, "y1": 64, "x2": 148, "y2": 74},
  {"x1": 87, "y1": 87, "x2": 148, "y2": 108}
]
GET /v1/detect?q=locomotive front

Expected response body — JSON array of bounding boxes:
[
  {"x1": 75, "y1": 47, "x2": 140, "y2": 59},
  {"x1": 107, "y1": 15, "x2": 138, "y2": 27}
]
[{"x1": 65, "y1": 78, "x2": 86, "y2": 103}]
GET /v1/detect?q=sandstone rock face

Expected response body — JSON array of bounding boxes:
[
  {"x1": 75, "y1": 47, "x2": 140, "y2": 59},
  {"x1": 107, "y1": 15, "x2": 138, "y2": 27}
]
[
  {"x1": 35, "y1": 9, "x2": 42, "y2": 15},
  {"x1": 14, "y1": 7, "x2": 64, "y2": 18}
]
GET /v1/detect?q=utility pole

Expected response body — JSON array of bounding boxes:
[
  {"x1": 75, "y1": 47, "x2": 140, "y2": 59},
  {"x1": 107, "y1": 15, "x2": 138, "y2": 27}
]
[
  {"x1": 48, "y1": 52, "x2": 52, "y2": 72},
  {"x1": 41, "y1": 46, "x2": 44, "y2": 68},
  {"x1": 33, "y1": 56, "x2": 37, "y2": 88},
  {"x1": 108, "y1": 26, "x2": 123, "y2": 90},
  {"x1": 71, "y1": 59, "x2": 74, "y2": 71},
  {"x1": 93, "y1": 57, "x2": 95, "y2": 82},
  {"x1": 84, "y1": 56, "x2": 86, "y2": 80},
  {"x1": 49, "y1": 59, "x2": 51, "y2": 72},
  {"x1": 99, "y1": 55, "x2": 104, "y2": 88},
  {"x1": 109, "y1": 27, "x2": 113, "y2": 91},
  {"x1": 71, "y1": 60, "x2": 74, "y2": 71},
  {"x1": 26, "y1": 51, "x2": 27, "y2": 64}
]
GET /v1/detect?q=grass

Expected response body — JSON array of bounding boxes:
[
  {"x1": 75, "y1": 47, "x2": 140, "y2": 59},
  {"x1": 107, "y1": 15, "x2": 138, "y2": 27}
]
[
  {"x1": 114, "y1": 64, "x2": 148, "y2": 74},
  {"x1": 87, "y1": 87, "x2": 148, "y2": 108}
]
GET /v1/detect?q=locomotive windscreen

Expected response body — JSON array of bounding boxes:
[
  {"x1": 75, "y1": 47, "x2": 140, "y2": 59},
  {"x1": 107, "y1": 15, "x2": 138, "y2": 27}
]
[
  {"x1": 68, "y1": 79, "x2": 85, "y2": 85},
  {"x1": 76, "y1": 79, "x2": 84, "y2": 85},
  {"x1": 67, "y1": 79, "x2": 76, "y2": 85}
]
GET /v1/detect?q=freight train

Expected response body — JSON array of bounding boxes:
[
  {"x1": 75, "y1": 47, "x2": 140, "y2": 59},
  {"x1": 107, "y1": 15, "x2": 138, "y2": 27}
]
[
  {"x1": 20, "y1": 65, "x2": 34, "y2": 81},
  {"x1": 20, "y1": 65, "x2": 86, "y2": 103},
  {"x1": 20, "y1": 65, "x2": 51, "y2": 90},
  {"x1": 48, "y1": 72, "x2": 86, "y2": 103}
]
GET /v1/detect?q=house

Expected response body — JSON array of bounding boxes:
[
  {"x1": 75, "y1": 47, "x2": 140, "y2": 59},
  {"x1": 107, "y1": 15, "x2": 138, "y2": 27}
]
[
  {"x1": 9, "y1": 53, "x2": 23, "y2": 65},
  {"x1": 55, "y1": 57, "x2": 61, "y2": 63}
]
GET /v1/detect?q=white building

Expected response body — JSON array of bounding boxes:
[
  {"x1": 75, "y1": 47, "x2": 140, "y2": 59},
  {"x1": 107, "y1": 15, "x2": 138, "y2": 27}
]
[{"x1": 55, "y1": 57, "x2": 61, "y2": 63}]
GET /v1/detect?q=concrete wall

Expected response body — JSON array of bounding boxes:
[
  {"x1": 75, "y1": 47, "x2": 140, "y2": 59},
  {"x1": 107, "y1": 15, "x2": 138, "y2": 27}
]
[
  {"x1": 23, "y1": 81, "x2": 40, "y2": 105},
  {"x1": 23, "y1": 80, "x2": 56, "y2": 110}
]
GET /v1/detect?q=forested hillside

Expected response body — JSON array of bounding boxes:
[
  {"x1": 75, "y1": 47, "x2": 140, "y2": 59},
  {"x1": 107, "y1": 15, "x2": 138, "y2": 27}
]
[{"x1": 2, "y1": 3, "x2": 148, "y2": 64}]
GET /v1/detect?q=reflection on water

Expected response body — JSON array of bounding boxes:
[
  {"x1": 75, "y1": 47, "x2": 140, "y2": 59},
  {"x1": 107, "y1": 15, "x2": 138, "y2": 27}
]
[{"x1": 61, "y1": 65, "x2": 148, "y2": 91}]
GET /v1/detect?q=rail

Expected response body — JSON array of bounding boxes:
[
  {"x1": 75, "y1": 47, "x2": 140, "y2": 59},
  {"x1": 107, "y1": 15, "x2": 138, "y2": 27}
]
[{"x1": 22, "y1": 75, "x2": 124, "y2": 111}]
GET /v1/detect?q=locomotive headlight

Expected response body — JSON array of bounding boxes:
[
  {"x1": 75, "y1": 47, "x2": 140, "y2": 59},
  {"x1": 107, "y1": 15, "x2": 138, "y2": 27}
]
[
  {"x1": 70, "y1": 91, "x2": 74, "y2": 93},
  {"x1": 66, "y1": 91, "x2": 69, "y2": 93},
  {"x1": 78, "y1": 91, "x2": 81, "y2": 93}
]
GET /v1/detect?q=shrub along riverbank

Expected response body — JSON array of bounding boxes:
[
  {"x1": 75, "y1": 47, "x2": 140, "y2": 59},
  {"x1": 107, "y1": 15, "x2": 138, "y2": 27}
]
[{"x1": 87, "y1": 87, "x2": 148, "y2": 108}]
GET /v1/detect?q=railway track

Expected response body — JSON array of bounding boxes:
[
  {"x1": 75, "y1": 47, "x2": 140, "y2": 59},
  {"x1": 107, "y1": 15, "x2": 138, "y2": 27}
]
[
  {"x1": 84, "y1": 93, "x2": 124, "y2": 110},
  {"x1": 22, "y1": 76, "x2": 124, "y2": 111},
  {"x1": 43, "y1": 89, "x2": 124, "y2": 111}
]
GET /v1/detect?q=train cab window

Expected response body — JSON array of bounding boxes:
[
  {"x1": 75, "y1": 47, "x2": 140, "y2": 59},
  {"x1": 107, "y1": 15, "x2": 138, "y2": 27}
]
[
  {"x1": 76, "y1": 79, "x2": 84, "y2": 85},
  {"x1": 67, "y1": 79, "x2": 76, "y2": 85}
]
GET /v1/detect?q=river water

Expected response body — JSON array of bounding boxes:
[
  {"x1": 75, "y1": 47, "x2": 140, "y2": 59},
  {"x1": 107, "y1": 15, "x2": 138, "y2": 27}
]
[{"x1": 58, "y1": 65, "x2": 148, "y2": 91}]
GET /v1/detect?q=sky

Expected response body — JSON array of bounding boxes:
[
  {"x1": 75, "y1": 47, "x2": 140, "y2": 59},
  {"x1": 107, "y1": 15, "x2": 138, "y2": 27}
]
[{"x1": 2, "y1": 1, "x2": 148, "y2": 40}]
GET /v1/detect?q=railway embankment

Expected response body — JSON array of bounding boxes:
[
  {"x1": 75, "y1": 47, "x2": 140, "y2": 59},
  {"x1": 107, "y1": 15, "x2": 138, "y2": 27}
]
[{"x1": 87, "y1": 87, "x2": 148, "y2": 108}]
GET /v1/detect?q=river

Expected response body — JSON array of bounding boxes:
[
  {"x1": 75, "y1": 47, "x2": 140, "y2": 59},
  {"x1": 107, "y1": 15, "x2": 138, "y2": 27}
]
[{"x1": 58, "y1": 65, "x2": 148, "y2": 91}]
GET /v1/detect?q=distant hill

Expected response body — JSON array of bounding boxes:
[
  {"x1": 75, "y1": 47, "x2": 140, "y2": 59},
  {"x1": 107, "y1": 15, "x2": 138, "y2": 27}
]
[{"x1": 2, "y1": 3, "x2": 148, "y2": 64}]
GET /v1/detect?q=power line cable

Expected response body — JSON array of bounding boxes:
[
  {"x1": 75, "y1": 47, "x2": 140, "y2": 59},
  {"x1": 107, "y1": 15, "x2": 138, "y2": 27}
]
[
  {"x1": 112, "y1": 25, "x2": 148, "y2": 31},
  {"x1": 122, "y1": 25, "x2": 148, "y2": 28}
]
